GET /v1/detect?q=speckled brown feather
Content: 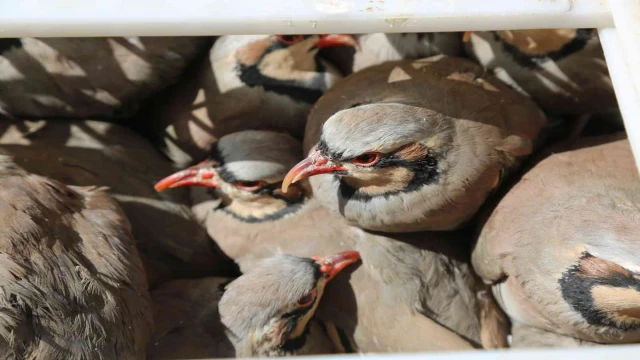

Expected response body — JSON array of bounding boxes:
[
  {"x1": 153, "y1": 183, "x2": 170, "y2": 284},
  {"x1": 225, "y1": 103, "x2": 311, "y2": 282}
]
[
  {"x1": 147, "y1": 277, "x2": 235, "y2": 359},
  {"x1": 0, "y1": 37, "x2": 208, "y2": 119},
  {"x1": 0, "y1": 119, "x2": 236, "y2": 286},
  {"x1": 0, "y1": 156, "x2": 152, "y2": 359}
]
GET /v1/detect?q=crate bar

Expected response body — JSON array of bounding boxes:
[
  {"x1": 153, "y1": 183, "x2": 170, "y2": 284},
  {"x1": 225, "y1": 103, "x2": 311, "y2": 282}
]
[
  {"x1": 231, "y1": 345, "x2": 640, "y2": 360},
  {"x1": 0, "y1": 0, "x2": 612, "y2": 37},
  {"x1": 600, "y1": 27, "x2": 640, "y2": 173},
  {"x1": 599, "y1": 0, "x2": 640, "y2": 174}
]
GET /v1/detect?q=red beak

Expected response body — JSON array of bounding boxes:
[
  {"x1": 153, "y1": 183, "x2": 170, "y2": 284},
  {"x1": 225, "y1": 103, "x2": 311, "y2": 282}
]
[
  {"x1": 154, "y1": 160, "x2": 219, "y2": 192},
  {"x1": 281, "y1": 150, "x2": 347, "y2": 193},
  {"x1": 313, "y1": 34, "x2": 358, "y2": 49},
  {"x1": 313, "y1": 250, "x2": 360, "y2": 282}
]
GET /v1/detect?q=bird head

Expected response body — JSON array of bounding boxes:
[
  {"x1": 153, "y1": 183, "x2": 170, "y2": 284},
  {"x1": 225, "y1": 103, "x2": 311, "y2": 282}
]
[
  {"x1": 283, "y1": 102, "x2": 457, "y2": 232},
  {"x1": 557, "y1": 216, "x2": 640, "y2": 339},
  {"x1": 214, "y1": 34, "x2": 356, "y2": 104},
  {"x1": 219, "y1": 251, "x2": 360, "y2": 357},
  {"x1": 283, "y1": 103, "x2": 443, "y2": 194},
  {"x1": 155, "y1": 130, "x2": 306, "y2": 222}
]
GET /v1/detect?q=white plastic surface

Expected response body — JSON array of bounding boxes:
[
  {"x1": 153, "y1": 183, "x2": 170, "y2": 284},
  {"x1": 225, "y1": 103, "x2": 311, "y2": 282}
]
[
  {"x1": 237, "y1": 345, "x2": 640, "y2": 360},
  {"x1": 0, "y1": 0, "x2": 613, "y2": 37},
  {"x1": 599, "y1": 27, "x2": 640, "y2": 172}
]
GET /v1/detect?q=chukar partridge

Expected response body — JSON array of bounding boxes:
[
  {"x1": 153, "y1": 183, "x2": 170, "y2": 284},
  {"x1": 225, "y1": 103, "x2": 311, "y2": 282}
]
[
  {"x1": 0, "y1": 155, "x2": 152, "y2": 359},
  {"x1": 474, "y1": 134, "x2": 640, "y2": 347},
  {"x1": 283, "y1": 55, "x2": 547, "y2": 233},
  {"x1": 149, "y1": 251, "x2": 360, "y2": 358}
]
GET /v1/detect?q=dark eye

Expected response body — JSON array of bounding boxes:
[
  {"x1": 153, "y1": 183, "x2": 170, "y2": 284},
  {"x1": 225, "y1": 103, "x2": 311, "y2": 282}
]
[
  {"x1": 351, "y1": 152, "x2": 381, "y2": 166},
  {"x1": 275, "y1": 35, "x2": 304, "y2": 45},
  {"x1": 425, "y1": 157, "x2": 437, "y2": 167},
  {"x1": 296, "y1": 289, "x2": 317, "y2": 307},
  {"x1": 234, "y1": 180, "x2": 266, "y2": 191}
]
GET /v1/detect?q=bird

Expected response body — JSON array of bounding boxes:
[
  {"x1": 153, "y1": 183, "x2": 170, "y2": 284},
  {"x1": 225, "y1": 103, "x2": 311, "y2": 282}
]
[
  {"x1": 473, "y1": 133, "x2": 640, "y2": 347},
  {"x1": 322, "y1": 32, "x2": 462, "y2": 75},
  {"x1": 282, "y1": 55, "x2": 547, "y2": 233},
  {"x1": 0, "y1": 118, "x2": 237, "y2": 287},
  {"x1": 0, "y1": 154, "x2": 152, "y2": 359},
  {"x1": 0, "y1": 37, "x2": 209, "y2": 119},
  {"x1": 155, "y1": 129, "x2": 484, "y2": 352},
  {"x1": 139, "y1": 34, "x2": 357, "y2": 167},
  {"x1": 148, "y1": 251, "x2": 360, "y2": 359},
  {"x1": 463, "y1": 29, "x2": 618, "y2": 125}
]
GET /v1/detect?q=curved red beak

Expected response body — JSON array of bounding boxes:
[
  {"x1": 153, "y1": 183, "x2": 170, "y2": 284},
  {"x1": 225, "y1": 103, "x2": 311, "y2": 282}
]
[
  {"x1": 154, "y1": 160, "x2": 219, "y2": 192},
  {"x1": 313, "y1": 34, "x2": 358, "y2": 49},
  {"x1": 281, "y1": 150, "x2": 347, "y2": 193},
  {"x1": 313, "y1": 250, "x2": 360, "y2": 282}
]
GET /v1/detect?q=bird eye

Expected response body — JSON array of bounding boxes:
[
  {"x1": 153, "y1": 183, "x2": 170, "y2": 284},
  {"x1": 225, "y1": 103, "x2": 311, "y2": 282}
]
[
  {"x1": 296, "y1": 289, "x2": 317, "y2": 307},
  {"x1": 233, "y1": 180, "x2": 266, "y2": 191},
  {"x1": 351, "y1": 152, "x2": 381, "y2": 167},
  {"x1": 275, "y1": 35, "x2": 305, "y2": 45}
]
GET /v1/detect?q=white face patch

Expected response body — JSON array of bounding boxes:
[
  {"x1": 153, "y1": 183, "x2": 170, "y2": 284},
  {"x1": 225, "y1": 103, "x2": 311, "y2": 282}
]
[
  {"x1": 213, "y1": 53, "x2": 245, "y2": 94},
  {"x1": 387, "y1": 66, "x2": 412, "y2": 83}
]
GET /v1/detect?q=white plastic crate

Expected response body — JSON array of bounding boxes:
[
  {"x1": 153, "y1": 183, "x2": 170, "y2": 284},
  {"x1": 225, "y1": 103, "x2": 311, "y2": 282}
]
[{"x1": 1, "y1": 0, "x2": 638, "y2": 358}]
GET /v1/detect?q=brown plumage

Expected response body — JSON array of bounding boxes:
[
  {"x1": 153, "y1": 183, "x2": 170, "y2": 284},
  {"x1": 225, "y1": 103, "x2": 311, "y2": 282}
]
[
  {"x1": 284, "y1": 55, "x2": 546, "y2": 233},
  {"x1": 139, "y1": 34, "x2": 356, "y2": 166},
  {"x1": 323, "y1": 32, "x2": 462, "y2": 75},
  {"x1": 155, "y1": 130, "x2": 482, "y2": 352},
  {"x1": 0, "y1": 119, "x2": 236, "y2": 286},
  {"x1": 473, "y1": 134, "x2": 640, "y2": 347},
  {"x1": 464, "y1": 29, "x2": 617, "y2": 117},
  {"x1": 0, "y1": 155, "x2": 152, "y2": 359},
  {"x1": 148, "y1": 252, "x2": 359, "y2": 358},
  {"x1": 0, "y1": 37, "x2": 208, "y2": 119}
]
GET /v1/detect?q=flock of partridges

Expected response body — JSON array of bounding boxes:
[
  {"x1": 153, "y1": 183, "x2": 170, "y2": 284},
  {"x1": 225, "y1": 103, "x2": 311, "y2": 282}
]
[{"x1": 0, "y1": 29, "x2": 636, "y2": 359}]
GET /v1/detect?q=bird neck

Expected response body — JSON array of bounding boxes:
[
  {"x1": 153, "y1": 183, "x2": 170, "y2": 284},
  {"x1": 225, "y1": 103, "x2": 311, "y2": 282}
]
[
  {"x1": 236, "y1": 61, "x2": 326, "y2": 104},
  {"x1": 236, "y1": 321, "x2": 311, "y2": 357},
  {"x1": 220, "y1": 193, "x2": 306, "y2": 223}
]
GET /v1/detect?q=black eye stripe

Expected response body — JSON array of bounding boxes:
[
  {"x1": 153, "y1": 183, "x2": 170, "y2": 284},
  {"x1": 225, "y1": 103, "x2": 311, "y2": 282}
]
[
  {"x1": 282, "y1": 301, "x2": 315, "y2": 319},
  {"x1": 338, "y1": 152, "x2": 440, "y2": 202},
  {"x1": 559, "y1": 251, "x2": 640, "y2": 331}
]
